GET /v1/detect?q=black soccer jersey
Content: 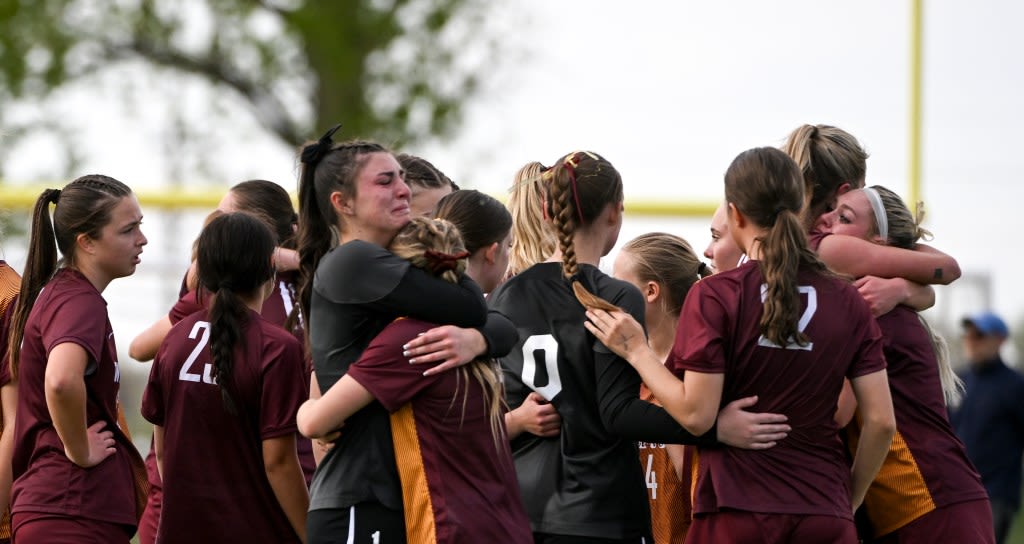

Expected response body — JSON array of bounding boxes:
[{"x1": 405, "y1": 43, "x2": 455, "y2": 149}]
[{"x1": 490, "y1": 262, "x2": 708, "y2": 539}]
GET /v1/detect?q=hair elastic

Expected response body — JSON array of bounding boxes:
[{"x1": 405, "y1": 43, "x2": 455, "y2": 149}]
[
  {"x1": 300, "y1": 124, "x2": 342, "y2": 165},
  {"x1": 862, "y1": 187, "x2": 889, "y2": 242},
  {"x1": 424, "y1": 249, "x2": 470, "y2": 274}
]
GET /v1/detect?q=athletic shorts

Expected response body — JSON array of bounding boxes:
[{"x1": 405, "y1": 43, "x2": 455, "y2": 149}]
[
  {"x1": 308, "y1": 502, "x2": 406, "y2": 544},
  {"x1": 687, "y1": 511, "x2": 856, "y2": 543},
  {"x1": 871, "y1": 499, "x2": 994, "y2": 544}
]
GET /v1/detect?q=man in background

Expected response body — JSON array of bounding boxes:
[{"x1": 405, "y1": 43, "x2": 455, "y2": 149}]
[{"x1": 951, "y1": 311, "x2": 1024, "y2": 544}]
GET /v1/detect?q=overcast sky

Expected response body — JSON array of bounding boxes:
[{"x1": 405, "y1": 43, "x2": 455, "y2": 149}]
[{"x1": 3, "y1": 0, "x2": 1023, "y2": 338}]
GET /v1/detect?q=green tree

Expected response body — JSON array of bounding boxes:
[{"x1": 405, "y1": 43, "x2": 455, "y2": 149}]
[{"x1": 0, "y1": 0, "x2": 495, "y2": 158}]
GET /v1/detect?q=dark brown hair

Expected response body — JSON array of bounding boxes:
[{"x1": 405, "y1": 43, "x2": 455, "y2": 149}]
[
  {"x1": 725, "y1": 147, "x2": 830, "y2": 347},
  {"x1": 397, "y1": 153, "x2": 458, "y2": 191},
  {"x1": 433, "y1": 190, "x2": 511, "y2": 255},
  {"x1": 196, "y1": 212, "x2": 276, "y2": 414},
  {"x1": 7, "y1": 175, "x2": 132, "y2": 377},
  {"x1": 295, "y1": 129, "x2": 390, "y2": 326},
  {"x1": 229, "y1": 179, "x2": 298, "y2": 248}
]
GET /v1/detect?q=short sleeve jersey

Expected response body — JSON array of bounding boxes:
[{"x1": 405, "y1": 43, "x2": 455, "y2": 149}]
[
  {"x1": 141, "y1": 308, "x2": 306, "y2": 543},
  {"x1": 671, "y1": 260, "x2": 886, "y2": 519},
  {"x1": 490, "y1": 262, "x2": 690, "y2": 539},
  {"x1": 850, "y1": 306, "x2": 988, "y2": 537},
  {"x1": 308, "y1": 240, "x2": 486, "y2": 512},
  {"x1": 11, "y1": 268, "x2": 139, "y2": 527},
  {"x1": 346, "y1": 317, "x2": 532, "y2": 544}
]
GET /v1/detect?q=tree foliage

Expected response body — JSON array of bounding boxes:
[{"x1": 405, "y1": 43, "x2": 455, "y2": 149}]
[{"x1": 0, "y1": 0, "x2": 495, "y2": 151}]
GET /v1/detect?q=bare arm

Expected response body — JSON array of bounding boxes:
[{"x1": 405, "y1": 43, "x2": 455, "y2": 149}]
[
  {"x1": 129, "y1": 315, "x2": 173, "y2": 362},
  {"x1": 297, "y1": 375, "x2": 375, "y2": 439},
  {"x1": 854, "y1": 277, "x2": 935, "y2": 316},
  {"x1": 0, "y1": 382, "x2": 17, "y2": 514},
  {"x1": 45, "y1": 343, "x2": 116, "y2": 467},
  {"x1": 817, "y1": 236, "x2": 960, "y2": 285},
  {"x1": 848, "y1": 369, "x2": 897, "y2": 511},
  {"x1": 263, "y1": 434, "x2": 309, "y2": 543}
]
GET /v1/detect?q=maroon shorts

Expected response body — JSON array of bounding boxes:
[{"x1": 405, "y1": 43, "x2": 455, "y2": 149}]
[
  {"x1": 687, "y1": 511, "x2": 857, "y2": 543},
  {"x1": 872, "y1": 499, "x2": 994, "y2": 544},
  {"x1": 12, "y1": 512, "x2": 134, "y2": 544}
]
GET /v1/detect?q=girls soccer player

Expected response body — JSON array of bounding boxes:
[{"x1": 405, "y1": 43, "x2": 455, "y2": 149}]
[
  {"x1": 298, "y1": 216, "x2": 532, "y2": 544},
  {"x1": 586, "y1": 147, "x2": 896, "y2": 543},
  {"x1": 6, "y1": 176, "x2": 149, "y2": 542},
  {"x1": 816, "y1": 186, "x2": 993, "y2": 543},
  {"x1": 0, "y1": 255, "x2": 19, "y2": 544},
  {"x1": 296, "y1": 127, "x2": 514, "y2": 544},
  {"x1": 141, "y1": 212, "x2": 308, "y2": 543},
  {"x1": 490, "y1": 151, "x2": 789, "y2": 543}
]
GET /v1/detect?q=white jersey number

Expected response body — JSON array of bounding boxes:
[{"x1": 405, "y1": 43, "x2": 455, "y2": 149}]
[
  {"x1": 645, "y1": 454, "x2": 658, "y2": 500},
  {"x1": 520, "y1": 334, "x2": 563, "y2": 400},
  {"x1": 178, "y1": 320, "x2": 215, "y2": 384},
  {"x1": 757, "y1": 285, "x2": 817, "y2": 351}
]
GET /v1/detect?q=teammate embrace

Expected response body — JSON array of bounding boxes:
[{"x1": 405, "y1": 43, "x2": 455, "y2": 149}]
[{"x1": 0, "y1": 123, "x2": 994, "y2": 544}]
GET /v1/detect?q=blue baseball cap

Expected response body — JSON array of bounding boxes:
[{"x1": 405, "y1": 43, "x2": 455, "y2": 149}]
[{"x1": 962, "y1": 311, "x2": 1009, "y2": 337}]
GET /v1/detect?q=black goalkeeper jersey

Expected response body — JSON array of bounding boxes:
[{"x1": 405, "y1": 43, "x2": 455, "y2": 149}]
[{"x1": 490, "y1": 262, "x2": 711, "y2": 539}]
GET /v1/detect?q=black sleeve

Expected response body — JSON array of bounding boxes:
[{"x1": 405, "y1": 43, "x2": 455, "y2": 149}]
[
  {"x1": 594, "y1": 349, "x2": 717, "y2": 446},
  {"x1": 373, "y1": 267, "x2": 488, "y2": 328},
  {"x1": 478, "y1": 309, "x2": 518, "y2": 358},
  {"x1": 592, "y1": 274, "x2": 718, "y2": 446},
  {"x1": 320, "y1": 240, "x2": 487, "y2": 328}
]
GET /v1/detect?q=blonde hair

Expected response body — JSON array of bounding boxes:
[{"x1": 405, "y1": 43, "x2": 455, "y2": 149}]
[
  {"x1": 507, "y1": 161, "x2": 557, "y2": 276},
  {"x1": 389, "y1": 217, "x2": 507, "y2": 446},
  {"x1": 864, "y1": 185, "x2": 963, "y2": 405}
]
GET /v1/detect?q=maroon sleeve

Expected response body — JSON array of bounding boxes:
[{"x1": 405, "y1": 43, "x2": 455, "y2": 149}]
[
  {"x1": 668, "y1": 282, "x2": 729, "y2": 377},
  {"x1": 807, "y1": 229, "x2": 830, "y2": 252},
  {"x1": 169, "y1": 290, "x2": 205, "y2": 325},
  {"x1": 41, "y1": 292, "x2": 106, "y2": 366},
  {"x1": 141, "y1": 340, "x2": 169, "y2": 426},
  {"x1": 846, "y1": 291, "x2": 887, "y2": 379},
  {"x1": 258, "y1": 329, "x2": 307, "y2": 440},
  {"x1": 346, "y1": 319, "x2": 438, "y2": 413}
]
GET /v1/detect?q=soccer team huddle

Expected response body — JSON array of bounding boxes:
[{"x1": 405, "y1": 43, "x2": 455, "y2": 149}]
[{"x1": 0, "y1": 123, "x2": 996, "y2": 543}]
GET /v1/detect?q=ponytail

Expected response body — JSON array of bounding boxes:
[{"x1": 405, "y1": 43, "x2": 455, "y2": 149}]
[
  {"x1": 759, "y1": 208, "x2": 816, "y2": 347},
  {"x1": 197, "y1": 212, "x2": 276, "y2": 414},
  {"x1": 295, "y1": 126, "x2": 389, "y2": 335},
  {"x1": 207, "y1": 287, "x2": 247, "y2": 414},
  {"x1": 8, "y1": 175, "x2": 131, "y2": 378},
  {"x1": 7, "y1": 189, "x2": 61, "y2": 378},
  {"x1": 724, "y1": 147, "x2": 831, "y2": 348}
]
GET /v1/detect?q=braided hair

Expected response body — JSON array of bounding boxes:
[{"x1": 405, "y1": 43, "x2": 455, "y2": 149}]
[{"x1": 195, "y1": 212, "x2": 276, "y2": 414}]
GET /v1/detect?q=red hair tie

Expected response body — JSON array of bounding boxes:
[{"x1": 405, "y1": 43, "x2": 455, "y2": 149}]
[{"x1": 424, "y1": 249, "x2": 470, "y2": 274}]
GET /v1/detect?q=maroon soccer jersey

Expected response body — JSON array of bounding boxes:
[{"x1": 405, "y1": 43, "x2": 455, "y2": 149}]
[
  {"x1": 669, "y1": 260, "x2": 885, "y2": 519},
  {"x1": 345, "y1": 317, "x2": 532, "y2": 544},
  {"x1": 141, "y1": 309, "x2": 306, "y2": 543},
  {"x1": 850, "y1": 306, "x2": 988, "y2": 536},
  {"x1": 10, "y1": 268, "x2": 140, "y2": 527}
]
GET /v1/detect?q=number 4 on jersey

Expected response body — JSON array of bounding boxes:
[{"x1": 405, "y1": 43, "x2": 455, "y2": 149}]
[{"x1": 521, "y1": 334, "x2": 563, "y2": 399}]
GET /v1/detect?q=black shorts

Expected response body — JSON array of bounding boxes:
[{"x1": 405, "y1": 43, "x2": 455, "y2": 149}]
[{"x1": 308, "y1": 502, "x2": 406, "y2": 544}]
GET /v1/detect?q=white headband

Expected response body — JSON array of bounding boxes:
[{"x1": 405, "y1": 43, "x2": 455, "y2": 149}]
[{"x1": 862, "y1": 187, "x2": 888, "y2": 242}]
